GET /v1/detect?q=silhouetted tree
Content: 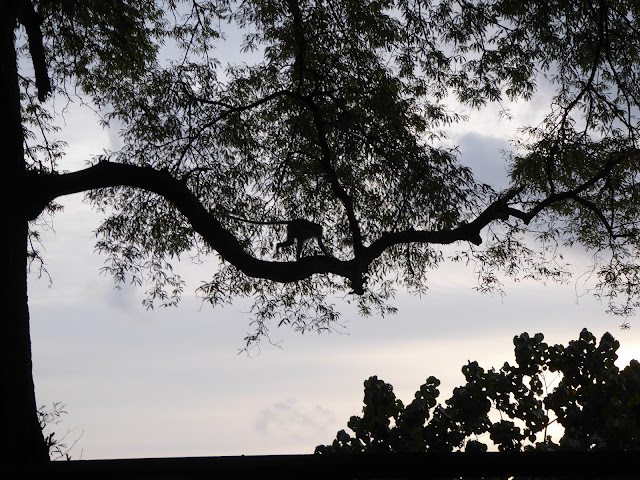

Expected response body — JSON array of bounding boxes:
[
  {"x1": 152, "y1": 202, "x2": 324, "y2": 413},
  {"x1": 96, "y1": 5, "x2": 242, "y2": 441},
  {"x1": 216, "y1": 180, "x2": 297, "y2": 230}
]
[
  {"x1": 316, "y1": 329, "x2": 640, "y2": 454},
  {"x1": 5, "y1": 0, "x2": 640, "y2": 461}
]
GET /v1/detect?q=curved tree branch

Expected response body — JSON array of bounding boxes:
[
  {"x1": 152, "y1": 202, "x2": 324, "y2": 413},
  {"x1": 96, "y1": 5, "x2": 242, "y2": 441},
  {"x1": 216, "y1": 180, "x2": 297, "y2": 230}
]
[
  {"x1": 23, "y1": 146, "x2": 638, "y2": 296},
  {"x1": 24, "y1": 162, "x2": 361, "y2": 288}
]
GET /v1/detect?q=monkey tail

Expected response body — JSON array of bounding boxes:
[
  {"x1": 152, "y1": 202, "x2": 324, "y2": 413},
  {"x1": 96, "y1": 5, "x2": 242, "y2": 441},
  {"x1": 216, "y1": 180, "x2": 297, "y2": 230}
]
[{"x1": 219, "y1": 213, "x2": 288, "y2": 225}]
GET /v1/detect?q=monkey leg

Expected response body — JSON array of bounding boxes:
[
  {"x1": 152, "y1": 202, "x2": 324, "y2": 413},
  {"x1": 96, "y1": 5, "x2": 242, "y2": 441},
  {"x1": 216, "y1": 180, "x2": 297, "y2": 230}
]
[
  {"x1": 317, "y1": 239, "x2": 329, "y2": 256},
  {"x1": 276, "y1": 237, "x2": 295, "y2": 254}
]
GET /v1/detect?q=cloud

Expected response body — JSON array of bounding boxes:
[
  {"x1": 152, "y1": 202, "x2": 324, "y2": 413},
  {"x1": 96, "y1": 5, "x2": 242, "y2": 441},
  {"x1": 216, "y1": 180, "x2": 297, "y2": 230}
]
[{"x1": 256, "y1": 399, "x2": 337, "y2": 442}]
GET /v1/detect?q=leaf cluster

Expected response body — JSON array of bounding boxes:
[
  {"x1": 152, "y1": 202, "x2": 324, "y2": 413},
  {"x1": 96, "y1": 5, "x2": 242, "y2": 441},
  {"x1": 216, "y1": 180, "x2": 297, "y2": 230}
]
[
  {"x1": 37, "y1": 402, "x2": 82, "y2": 461},
  {"x1": 316, "y1": 329, "x2": 640, "y2": 455}
]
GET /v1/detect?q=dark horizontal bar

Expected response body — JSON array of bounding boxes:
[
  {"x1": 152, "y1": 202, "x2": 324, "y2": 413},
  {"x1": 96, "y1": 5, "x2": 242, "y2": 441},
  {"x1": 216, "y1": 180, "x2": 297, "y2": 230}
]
[{"x1": 2, "y1": 451, "x2": 636, "y2": 479}]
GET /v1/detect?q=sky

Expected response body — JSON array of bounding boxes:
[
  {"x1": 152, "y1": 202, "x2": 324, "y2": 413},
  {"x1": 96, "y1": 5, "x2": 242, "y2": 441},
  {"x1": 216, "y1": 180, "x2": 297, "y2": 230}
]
[{"x1": 26, "y1": 20, "x2": 640, "y2": 461}]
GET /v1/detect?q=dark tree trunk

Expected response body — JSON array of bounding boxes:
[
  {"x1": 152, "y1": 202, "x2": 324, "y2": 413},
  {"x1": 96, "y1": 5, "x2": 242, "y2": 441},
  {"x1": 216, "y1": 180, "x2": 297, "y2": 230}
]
[{"x1": 1, "y1": 0, "x2": 50, "y2": 464}]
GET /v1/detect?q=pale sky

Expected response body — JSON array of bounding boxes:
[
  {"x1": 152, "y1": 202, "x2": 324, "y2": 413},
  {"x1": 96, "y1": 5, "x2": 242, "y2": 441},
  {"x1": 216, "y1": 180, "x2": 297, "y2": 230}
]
[{"x1": 26, "y1": 24, "x2": 640, "y2": 460}]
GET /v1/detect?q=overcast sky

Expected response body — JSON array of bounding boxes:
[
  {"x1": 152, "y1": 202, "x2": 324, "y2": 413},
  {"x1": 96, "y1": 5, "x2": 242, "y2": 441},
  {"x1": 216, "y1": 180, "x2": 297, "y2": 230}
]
[{"x1": 26, "y1": 29, "x2": 640, "y2": 461}]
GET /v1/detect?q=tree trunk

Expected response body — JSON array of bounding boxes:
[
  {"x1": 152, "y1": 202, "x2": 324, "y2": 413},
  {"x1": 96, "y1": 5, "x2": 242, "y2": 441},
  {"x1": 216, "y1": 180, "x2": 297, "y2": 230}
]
[{"x1": 1, "y1": 0, "x2": 50, "y2": 464}]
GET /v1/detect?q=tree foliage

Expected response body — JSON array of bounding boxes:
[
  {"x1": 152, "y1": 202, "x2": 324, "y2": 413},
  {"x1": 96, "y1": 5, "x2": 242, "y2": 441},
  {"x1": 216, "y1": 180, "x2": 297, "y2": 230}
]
[
  {"x1": 315, "y1": 329, "x2": 640, "y2": 454},
  {"x1": 16, "y1": 0, "x2": 640, "y2": 345},
  {"x1": 37, "y1": 403, "x2": 81, "y2": 460}
]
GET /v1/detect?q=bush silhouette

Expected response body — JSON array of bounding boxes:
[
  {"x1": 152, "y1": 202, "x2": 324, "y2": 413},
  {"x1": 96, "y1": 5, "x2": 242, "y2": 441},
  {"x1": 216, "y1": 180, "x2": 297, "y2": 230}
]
[{"x1": 317, "y1": 329, "x2": 640, "y2": 453}]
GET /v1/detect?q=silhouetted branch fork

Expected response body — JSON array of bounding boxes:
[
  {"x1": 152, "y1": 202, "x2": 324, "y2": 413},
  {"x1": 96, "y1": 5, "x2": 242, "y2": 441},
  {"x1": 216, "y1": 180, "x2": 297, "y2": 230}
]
[
  {"x1": 307, "y1": 99, "x2": 364, "y2": 255},
  {"x1": 197, "y1": 90, "x2": 291, "y2": 124},
  {"x1": 571, "y1": 194, "x2": 633, "y2": 239},
  {"x1": 506, "y1": 150, "x2": 638, "y2": 228},
  {"x1": 286, "y1": 8, "x2": 365, "y2": 259}
]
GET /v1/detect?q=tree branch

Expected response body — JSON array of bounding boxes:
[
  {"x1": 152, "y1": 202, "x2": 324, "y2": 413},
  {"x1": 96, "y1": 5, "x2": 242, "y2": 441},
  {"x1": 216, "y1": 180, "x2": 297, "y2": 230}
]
[
  {"x1": 16, "y1": 0, "x2": 50, "y2": 101},
  {"x1": 23, "y1": 147, "x2": 636, "y2": 296},
  {"x1": 365, "y1": 188, "x2": 523, "y2": 263},
  {"x1": 507, "y1": 150, "x2": 635, "y2": 226},
  {"x1": 24, "y1": 162, "x2": 361, "y2": 288},
  {"x1": 571, "y1": 194, "x2": 632, "y2": 239},
  {"x1": 284, "y1": 1, "x2": 364, "y2": 258}
]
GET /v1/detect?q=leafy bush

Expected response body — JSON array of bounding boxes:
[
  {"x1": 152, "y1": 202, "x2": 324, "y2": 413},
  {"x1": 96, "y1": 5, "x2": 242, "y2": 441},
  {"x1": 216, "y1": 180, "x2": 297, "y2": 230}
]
[{"x1": 316, "y1": 329, "x2": 640, "y2": 453}]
